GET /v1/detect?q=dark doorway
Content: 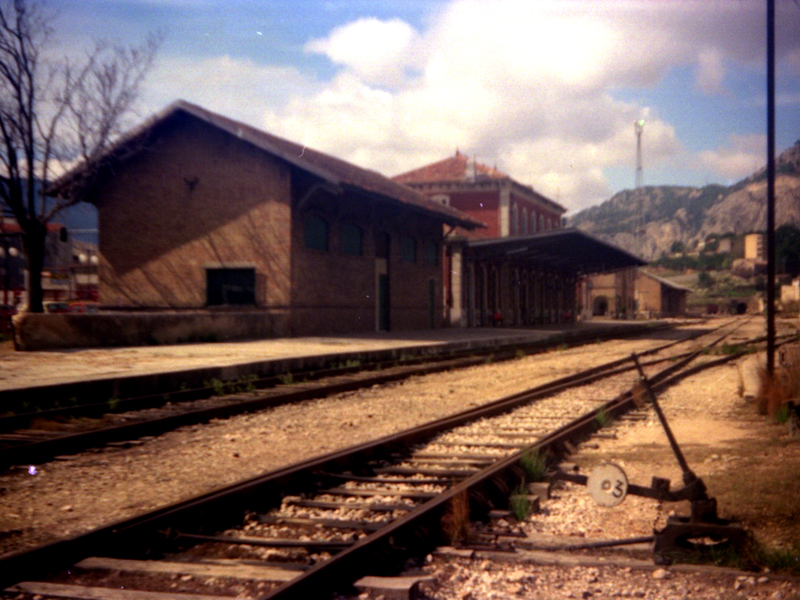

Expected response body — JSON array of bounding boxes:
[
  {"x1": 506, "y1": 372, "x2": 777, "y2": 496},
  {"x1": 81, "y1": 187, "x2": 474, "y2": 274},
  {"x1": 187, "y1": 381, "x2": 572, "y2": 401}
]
[
  {"x1": 207, "y1": 268, "x2": 256, "y2": 306},
  {"x1": 378, "y1": 273, "x2": 390, "y2": 331},
  {"x1": 593, "y1": 295, "x2": 609, "y2": 316}
]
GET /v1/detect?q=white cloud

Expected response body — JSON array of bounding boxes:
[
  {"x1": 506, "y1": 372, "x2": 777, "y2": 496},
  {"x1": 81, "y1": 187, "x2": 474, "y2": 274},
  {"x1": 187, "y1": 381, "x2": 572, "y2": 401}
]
[
  {"x1": 697, "y1": 134, "x2": 766, "y2": 180},
  {"x1": 140, "y1": 54, "x2": 315, "y2": 129},
  {"x1": 695, "y1": 48, "x2": 727, "y2": 95},
  {"x1": 260, "y1": 0, "x2": 724, "y2": 211},
  {"x1": 305, "y1": 17, "x2": 423, "y2": 86},
  {"x1": 127, "y1": 0, "x2": 798, "y2": 213}
]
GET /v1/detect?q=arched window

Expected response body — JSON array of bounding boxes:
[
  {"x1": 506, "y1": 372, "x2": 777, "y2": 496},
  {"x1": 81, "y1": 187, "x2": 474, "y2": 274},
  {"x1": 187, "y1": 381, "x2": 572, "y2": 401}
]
[
  {"x1": 304, "y1": 215, "x2": 328, "y2": 251},
  {"x1": 521, "y1": 208, "x2": 527, "y2": 235},
  {"x1": 511, "y1": 203, "x2": 518, "y2": 235},
  {"x1": 400, "y1": 235, "x2": 416, "y2": 263},
  {"x1": 423, "y1": 240, "x2": 439, "y2": 266},
  {"x1": 539, "y1": 214, "x2": 544, "y2": 232},
  {"x1": 340, "y1": 222, "x2": 363, "y2": 256},
  {"x1": 530, "y1": 213, "x2": 536, "y2": 233}
]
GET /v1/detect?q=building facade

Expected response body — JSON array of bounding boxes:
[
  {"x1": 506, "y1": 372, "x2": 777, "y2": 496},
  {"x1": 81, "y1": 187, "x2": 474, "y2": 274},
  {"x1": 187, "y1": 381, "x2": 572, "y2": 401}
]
[
  {"x1": 394, "y1": 151, "x2": 566, "y2": 240},
  {"x1": 54, "y1": 101, "x2": 480, "y2": 336},
  {"x1": 744, "y1": 233, "x2": 766, "y2": 261},
  {"x1": 393, "y1": 153, "x2": 644, "y2": 327}
]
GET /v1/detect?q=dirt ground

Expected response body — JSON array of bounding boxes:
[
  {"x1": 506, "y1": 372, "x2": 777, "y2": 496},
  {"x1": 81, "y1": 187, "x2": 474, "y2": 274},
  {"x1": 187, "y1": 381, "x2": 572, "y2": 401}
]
[{"x1": 547, "y1": 367, "x2": 800, "y2": 555}]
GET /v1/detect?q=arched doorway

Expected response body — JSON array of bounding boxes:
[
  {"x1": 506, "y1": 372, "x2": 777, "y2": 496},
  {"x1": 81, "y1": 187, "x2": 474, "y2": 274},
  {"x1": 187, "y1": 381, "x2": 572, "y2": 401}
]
[{"x1": 593, "y1": 295, "x2": 609, "y2": 316}]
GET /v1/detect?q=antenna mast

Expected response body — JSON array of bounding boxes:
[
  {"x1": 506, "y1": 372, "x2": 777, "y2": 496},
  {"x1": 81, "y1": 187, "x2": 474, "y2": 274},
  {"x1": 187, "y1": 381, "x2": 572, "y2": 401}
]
[
  {"x1": 635, "y1": 119, "x2": 645, "y2": 189},
  {"x1": 634, "y1": 119, "x2": 645, "y2": 257}
]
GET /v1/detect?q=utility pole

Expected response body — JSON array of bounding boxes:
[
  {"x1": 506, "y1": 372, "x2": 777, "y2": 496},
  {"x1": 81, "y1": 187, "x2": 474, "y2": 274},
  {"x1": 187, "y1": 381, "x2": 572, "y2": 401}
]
[{"x1": 766, "y1": 0, "x2": 776, "y2": 376}]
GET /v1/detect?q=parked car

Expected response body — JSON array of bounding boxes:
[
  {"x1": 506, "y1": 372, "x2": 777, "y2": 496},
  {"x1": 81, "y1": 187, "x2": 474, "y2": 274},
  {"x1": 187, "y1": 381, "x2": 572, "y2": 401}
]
[
  {"x1": 0, "y1": 303, "x2": 16, "y2": 335},
  {"x1": 68, "y1": 301, "x2": 100, "y2": 314},
  {"x1": 43, "y1": 301, "x2": 70, "y2": 313}
]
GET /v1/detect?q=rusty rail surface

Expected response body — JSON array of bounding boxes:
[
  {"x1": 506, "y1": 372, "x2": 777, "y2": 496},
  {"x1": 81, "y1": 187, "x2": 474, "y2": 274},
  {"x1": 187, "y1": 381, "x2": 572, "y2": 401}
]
[
  {"x1": 0, "y1": 321, "x2": 768, "y2": 600},
  {"x1": 0, "y1": 320, "x2": 734, "y2": 470}
]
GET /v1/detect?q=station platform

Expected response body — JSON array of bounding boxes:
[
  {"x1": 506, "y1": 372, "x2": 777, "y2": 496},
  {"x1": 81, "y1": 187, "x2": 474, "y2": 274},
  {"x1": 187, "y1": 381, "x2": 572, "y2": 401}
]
[{"x1": 0, "y1": 320, "x2": 676, "y2": 401}]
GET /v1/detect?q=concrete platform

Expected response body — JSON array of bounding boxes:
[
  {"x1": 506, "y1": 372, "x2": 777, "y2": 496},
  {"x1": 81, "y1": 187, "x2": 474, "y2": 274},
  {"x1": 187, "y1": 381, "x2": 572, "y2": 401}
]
[{"x1": 0, "y1": 321, "x2": 674, "y2": 404}]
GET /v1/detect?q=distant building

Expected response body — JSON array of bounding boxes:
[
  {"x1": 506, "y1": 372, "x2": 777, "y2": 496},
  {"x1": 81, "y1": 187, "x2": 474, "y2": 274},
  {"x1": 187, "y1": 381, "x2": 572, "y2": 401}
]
[
  {"x1": 394, "y1": 151, "x2": 566, "y2": 240},
  {"x1": 0, "y1": 220, "x2": 71, "y2": 306},
  {"x1": 394, "y1": 153, "x2": 643, "y2": 326},
  {"x1": 781, "y1": 278, "x2": 800, "y2": 305},
  {"x1": 716, "y1": 237, "x2": 732, "y2": 254},
  {"x1": 582, "y1": 270, "x2": 636, "y2": 319},
  {"x1": 744, "y1": 233, "x2": 766, "y2": 261},
  {"x1": 635, "y1": 270, "x2": 691, "y2": 318},
  {"x1": 582, "y1": 268, "x2": 690, "y2": 320}
]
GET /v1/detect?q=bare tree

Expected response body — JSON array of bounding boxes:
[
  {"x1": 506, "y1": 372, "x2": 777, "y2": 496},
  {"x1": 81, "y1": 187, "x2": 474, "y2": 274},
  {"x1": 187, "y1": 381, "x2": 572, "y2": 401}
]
[{"x1": 0, "y1": 0, "x2": 160, "y2": 312}]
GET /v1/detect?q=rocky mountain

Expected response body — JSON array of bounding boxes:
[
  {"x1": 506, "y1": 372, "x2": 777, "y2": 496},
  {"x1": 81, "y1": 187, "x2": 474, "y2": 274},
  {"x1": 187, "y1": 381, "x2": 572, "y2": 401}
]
[{"x1": 570, "y1": 140, "x2": 800, "y2": 260}]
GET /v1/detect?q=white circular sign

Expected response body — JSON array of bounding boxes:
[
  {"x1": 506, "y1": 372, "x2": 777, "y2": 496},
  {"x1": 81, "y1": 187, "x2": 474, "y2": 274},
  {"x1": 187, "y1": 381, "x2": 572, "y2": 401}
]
[{"x1": 587, "y1": 463, "x2": 628, "y2": 508}]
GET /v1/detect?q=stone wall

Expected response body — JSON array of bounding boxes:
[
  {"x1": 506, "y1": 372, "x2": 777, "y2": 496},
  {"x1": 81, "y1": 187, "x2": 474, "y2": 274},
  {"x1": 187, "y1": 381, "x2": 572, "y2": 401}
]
[{"x1": 12, "y1": 311, "x2": 289, "y2": 351}]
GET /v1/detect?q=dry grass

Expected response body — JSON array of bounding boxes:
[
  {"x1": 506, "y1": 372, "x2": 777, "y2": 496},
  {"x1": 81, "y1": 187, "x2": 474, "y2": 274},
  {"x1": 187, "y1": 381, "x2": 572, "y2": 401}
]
[
  {"x1": 756, "y1": 349, "x2": 800, "y2": 416},
  {"x1": 441, "y1": 491, "x2": 470, "y2": 546}
]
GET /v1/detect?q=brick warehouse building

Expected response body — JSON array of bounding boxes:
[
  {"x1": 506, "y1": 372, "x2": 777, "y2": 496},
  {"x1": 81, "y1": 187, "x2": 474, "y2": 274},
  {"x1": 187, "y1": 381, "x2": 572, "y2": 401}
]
[
  {"x1": 394, "y1": 151, "x2": 566, "y2": 239},
  {"x1": 52, "y1": 101, "x2": 482, "y2": 338},
  {"x1": 394, "y1": 153, "x2": 643, "y2": 327}
]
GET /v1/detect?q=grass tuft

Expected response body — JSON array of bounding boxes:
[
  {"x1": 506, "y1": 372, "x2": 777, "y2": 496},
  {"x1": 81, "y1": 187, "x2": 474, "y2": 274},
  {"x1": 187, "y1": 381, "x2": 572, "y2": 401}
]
[
  {"x1": 510, "y1": 485, "x2": 531, "y2": 521},
  {"x1": 594, "y1": 407, "x2": 614, "y2": 429},
  {"x1": 520, "y1": 448, "x2": 548, "y2": 482}
]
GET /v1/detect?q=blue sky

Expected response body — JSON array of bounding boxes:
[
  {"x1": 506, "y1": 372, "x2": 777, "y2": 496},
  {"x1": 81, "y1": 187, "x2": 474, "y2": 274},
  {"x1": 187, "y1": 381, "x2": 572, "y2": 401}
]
[{"x1": 51, "y1": 0, "x2": 800, "y2": 214}]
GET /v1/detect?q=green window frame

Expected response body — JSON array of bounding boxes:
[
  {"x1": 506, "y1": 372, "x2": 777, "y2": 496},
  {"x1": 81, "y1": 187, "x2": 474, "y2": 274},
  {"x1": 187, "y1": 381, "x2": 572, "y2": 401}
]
[
  {"x1": 400, "y1": 235, "x2": 416, "y2": 263},
  {"x1": 304, "y1": 215, "x2": 329, "y2": 251},
  {"x1": 423, "y1": 239, "x2": 438, "y2": 266},
  {"x1": 341, "y1": 222, "x2": 363, "y2": 256}
]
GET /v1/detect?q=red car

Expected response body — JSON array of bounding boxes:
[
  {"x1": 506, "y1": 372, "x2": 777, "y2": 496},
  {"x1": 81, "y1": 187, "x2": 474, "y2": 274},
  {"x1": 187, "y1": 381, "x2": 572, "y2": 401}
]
[{"x1": 0, "y1": 303, "x2": 17, "y2": 335}]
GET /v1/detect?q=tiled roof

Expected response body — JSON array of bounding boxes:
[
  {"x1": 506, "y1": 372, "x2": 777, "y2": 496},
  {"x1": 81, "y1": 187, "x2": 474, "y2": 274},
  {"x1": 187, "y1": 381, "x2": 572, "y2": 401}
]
[
  {"x1": 393, "y1": 151, "x2": 506, "y2": 184},
  {"x1": 639, "y1": 270, "x2": 693, "y2": 292},
  {"x1": 394, "y1": 151, "x2": 566, "y2": 215},
  {"x1": 1, "y1": 221, "x2": 64, "y2": 234},
  {"x1": 53, "y1": 100, "x2": 483, "y2": 230}
]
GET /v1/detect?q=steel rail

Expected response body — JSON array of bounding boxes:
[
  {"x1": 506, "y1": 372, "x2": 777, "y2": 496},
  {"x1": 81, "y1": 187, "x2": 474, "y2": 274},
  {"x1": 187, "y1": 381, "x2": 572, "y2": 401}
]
[
  {"x1": 0, "y1": 321, "x2": 739, "y2": 471},
  {"x1": 0, "y1": 321, "x2": 682, "y2": 423},
  {"x1": 0, "y1": 323, "x2": 758, "y2": 596}
]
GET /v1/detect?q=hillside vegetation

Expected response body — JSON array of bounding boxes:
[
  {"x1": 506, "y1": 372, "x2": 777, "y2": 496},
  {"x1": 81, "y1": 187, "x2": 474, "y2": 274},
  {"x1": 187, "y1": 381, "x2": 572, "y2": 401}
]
[{"x1": 570, "y1": 140, "x2": 800, "y2": 260}]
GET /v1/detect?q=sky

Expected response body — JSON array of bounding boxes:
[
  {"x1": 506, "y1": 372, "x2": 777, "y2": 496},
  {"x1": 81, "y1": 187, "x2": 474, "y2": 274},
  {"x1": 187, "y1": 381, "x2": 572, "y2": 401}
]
[{"x1": 50, "y1": 0, "x2": 800, "y2": 215}]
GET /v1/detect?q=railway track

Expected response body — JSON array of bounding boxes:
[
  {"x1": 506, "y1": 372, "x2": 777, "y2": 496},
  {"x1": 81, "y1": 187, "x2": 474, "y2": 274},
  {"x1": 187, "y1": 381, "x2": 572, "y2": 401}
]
[
  {"x1": 0, "y1": 320, "x2": 743, "y2": 470},
  {"x1": 1, "y1": 318, "x2": 786, "y2": 600}
]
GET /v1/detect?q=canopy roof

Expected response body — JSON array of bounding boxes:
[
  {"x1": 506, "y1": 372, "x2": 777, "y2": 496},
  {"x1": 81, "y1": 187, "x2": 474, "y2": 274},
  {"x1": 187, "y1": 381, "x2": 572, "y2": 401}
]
[{"x1": 460, "y1": 228, "x2": 646, "y2": 275}]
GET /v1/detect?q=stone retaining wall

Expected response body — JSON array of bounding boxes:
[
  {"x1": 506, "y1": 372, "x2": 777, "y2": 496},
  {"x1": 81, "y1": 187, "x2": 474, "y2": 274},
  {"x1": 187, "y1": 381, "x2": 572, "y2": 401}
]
[{"x1": 12, "y1": 310, "x2": 290, "y2": 351}]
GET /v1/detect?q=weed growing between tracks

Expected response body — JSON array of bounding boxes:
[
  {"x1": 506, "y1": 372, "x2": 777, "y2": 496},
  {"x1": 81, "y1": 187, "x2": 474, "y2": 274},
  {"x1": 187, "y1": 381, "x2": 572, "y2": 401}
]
[
  {"x1": 508, "y1": 449, "x2": 552, "y2": 522},
  {"x1": 510, "y1": 484, "x2": 532, "y2": 521},
  {"x1": 520, "y1": 448, "x2": 549, "y2": 482},
  {"x1": 441, "y1": 491, "x2": 470, "y2": 545},
  {"x1": 204, "y1": 374, "x2": 259, "y2": 396},
  {"x1": 594, "y1": 407, "x2": 614, "y2": 429}
]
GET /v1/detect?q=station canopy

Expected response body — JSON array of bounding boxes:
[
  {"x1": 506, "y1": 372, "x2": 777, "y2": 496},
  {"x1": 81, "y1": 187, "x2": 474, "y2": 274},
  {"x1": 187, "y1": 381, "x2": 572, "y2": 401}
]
[{"x1": 460, "y1": 228, "x2": 646, "y2": 276}]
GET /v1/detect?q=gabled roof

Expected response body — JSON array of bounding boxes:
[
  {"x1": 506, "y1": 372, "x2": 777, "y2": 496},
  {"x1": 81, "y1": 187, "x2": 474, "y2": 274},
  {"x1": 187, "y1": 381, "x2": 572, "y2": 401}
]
[
  {"x1": 53, "y1": 100, "x2": 483, "y2": 230},
  {"x1": 394, "y1": 150, "x2": 507, "y2": 184},
  {"x1": 393, "y1": 150, "x2": 566, "y2": 215},
  {"x1": 460, "y1": 228, "x2": 646, "y2": 276},
  {"x1": 638, "y1": 270, "x2": 693, "y2": 293}
]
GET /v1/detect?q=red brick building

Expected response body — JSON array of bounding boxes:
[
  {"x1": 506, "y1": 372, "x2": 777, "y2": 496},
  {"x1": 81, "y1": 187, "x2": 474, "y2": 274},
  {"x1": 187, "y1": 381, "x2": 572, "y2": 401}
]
[
  {"x1": 394, "y1": 153, "x2": 642, "y2": 327},
  {"x1": 394, "y1": 151, "x2": 566, "y2": 239},
  {"x1": 54, "y1": 101, "x2": 480, "y2": 337}
]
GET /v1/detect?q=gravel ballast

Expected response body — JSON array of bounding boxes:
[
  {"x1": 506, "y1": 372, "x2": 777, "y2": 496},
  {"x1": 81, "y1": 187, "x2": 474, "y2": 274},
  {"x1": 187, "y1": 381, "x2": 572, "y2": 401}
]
[{"x1": 2, "y1": 318, "x2": 799, "y2": 600}]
